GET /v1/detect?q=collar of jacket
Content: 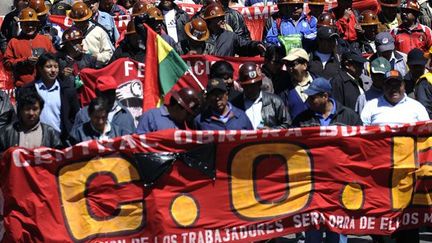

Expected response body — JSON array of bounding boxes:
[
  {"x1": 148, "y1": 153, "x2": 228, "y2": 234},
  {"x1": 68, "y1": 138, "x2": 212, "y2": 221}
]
[
  {"x1": 339, "y1": 70, "x2": 360, "y2": 83},
  {"x1": 397, "y1": 23, "x2": 424, "y2": 32},
  {"x1": 310, "y1": 51, "x2": 340, "y2": 63}
]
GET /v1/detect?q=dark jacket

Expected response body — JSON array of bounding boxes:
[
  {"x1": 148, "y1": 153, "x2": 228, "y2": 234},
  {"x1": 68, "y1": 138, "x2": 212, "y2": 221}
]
[
  {"x1": 0, "y1": 122, "x2": 63, "y2": 153},
  {"x1": 330, "y1": 71, "x2": 363, "y2": 111},
  {"x1": 309, "y1": 51, "x2": 342, "y2": 80},
  {"x1": 1, "y1": 9, "x2": 20, "y2": 42},
  {"x1": 70, "y1": 121, "x2": 128, "y2": 145},
  {"x1": 72, "y1": 102, "x2": 136, "y2": 134},
  {"x1": 224, "y1": 7, "x2": 252, "y2": 41},
  {"x1": 0, "y1": 91, "x2": 16, "y2": 129},
  {"x1": 158, "y1": 3, "x2": 190, "y2": 43},
  {"x1": 292, "y1": 100, "x2": 363, "y2": 127},
  {"x1": 415, "y1": 78, "x2": 432, "y2": 119},
  {"x1": 57, "y1": 51, "x2": 97, "y2": 87},
  {"x1": 109, "y1": 39, "x2": 146, "y2": 63},
  {"x1": 204, "y1": 30, "x2": 262, "y2": 57},
  {"x1": 22, "y1": 80, "x2": 81, "y2": 142},
  {"x1": 193, "y1": 105, "x2": 253, "y2": 130},
  {"x1": 231, "y1": 91, "x2": 291, "y2": 129},
  {"x1": 262, "y1": 67, "x2": 291, "y2": 95}
]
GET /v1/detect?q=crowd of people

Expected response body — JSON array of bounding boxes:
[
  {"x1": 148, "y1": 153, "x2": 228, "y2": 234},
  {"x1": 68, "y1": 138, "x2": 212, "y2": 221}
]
[{"x1": 0, "y1": 0, "x2": 432, "y2": 241}]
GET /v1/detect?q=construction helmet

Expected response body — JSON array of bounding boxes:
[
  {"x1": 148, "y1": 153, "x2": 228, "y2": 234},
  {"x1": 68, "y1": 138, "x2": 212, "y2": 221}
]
[
  {"x1": 68, "y1": 2, "x2": 92, "y2": 22},
  {"x1": 62, "y1": 26, "x2": 84, "y2": 43},
  {"x1": 184, "y1": 18, "x2": 210, "y2": 42},
  {"x1": 359, "y1": 10, "x2": 380, "y2": 26},
  {"x1": 238, "y1": 62, "x2": 263, "y2": 85},
  {"x1": 317, "y1": 12, "x2": 336, "y2": 28},
  {"x1": 203, "y1": 3, "x2": 225, "y2": 20},
  {"x1": 18, "y1": 7, "x2": 39, "y2": 22},
  {"x1": 171, "y1": 88, "x2": 201, "y2": 115}
]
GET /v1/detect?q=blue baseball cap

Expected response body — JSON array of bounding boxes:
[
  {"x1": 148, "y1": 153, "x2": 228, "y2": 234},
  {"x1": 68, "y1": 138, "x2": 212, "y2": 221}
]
[{"x1": 304, "y1": 77, "x2": 332, "y2": 96}]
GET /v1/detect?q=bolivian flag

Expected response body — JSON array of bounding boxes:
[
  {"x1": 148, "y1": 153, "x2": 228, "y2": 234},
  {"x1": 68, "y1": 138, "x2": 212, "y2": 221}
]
[{"x1": 143, "y1": 24, "x2": 189, "y2": 111}]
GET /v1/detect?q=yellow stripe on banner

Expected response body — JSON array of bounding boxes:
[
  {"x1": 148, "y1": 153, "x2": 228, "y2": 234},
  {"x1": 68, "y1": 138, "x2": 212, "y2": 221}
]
[{"x1": 157, "y1": 35, "x2": 173, "y2": 63}]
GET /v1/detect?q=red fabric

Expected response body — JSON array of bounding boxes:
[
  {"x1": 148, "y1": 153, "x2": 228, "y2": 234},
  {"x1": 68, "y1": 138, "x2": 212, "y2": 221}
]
[
  {"x1": 2, "y1": 125, "x2": 432, "y2": 242},
  {"x1": 391, "y1": 24, "x2": 432, "y2": 54},
  {"x1": 335, "y1": 13, "x2": 358, "y2": 42},
  {"x1": 3, "y1": 34, "x2": 56, "y2": 87},
  {"x1": 143, "y1": 24, "x2": 161, "y2": 112}
]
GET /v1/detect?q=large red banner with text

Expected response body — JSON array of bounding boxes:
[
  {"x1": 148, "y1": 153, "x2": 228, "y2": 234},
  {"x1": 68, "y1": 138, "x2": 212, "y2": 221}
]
[{"x1": 1, "y1": 124, "x2": 432, "y2": 242}]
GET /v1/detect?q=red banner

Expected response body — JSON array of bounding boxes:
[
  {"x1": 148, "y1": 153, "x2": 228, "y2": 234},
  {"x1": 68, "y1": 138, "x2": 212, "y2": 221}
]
[
  {"x1": 1, "y1": 124, "x2": 432, "y2": 242},
  {"x1": 79, "y1": 55, "x2": 263, "y2": 114}
]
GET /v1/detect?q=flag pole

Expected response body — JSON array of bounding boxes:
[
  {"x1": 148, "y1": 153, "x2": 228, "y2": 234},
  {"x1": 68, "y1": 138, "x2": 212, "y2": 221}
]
[{"x1": 187, "y1": 68, "x2": 206, "y2": 92}]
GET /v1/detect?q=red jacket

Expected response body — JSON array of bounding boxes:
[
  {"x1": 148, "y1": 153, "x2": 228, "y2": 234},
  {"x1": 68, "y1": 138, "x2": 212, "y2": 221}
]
[
  {"x1": 390, "y1": 23, "x2": 432, "y2": 54},
  {"x1": 3, "y1": 34, "x2": 56, "y2": 87},
  {"x1": 331, "y1": 7, "x2": 358, "y2": 42}
]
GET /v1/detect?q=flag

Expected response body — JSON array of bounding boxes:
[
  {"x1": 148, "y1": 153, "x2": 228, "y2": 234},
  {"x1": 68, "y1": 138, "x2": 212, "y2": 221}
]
[{"x1": 144, "y1": 24, "x2": 189, "y2": 111}]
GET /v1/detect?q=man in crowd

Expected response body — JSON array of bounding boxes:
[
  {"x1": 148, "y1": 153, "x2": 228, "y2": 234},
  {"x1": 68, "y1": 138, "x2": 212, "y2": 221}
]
[
  {"x1": 355, "y1": 57, "x2": 391, "y2": 114},
  {"x1": 293, "y1": 77, "x2": 362, "y2": 127},
  {"x1": 68, "y1": 2, "x2": 114, "y2": 68},
  {"x1": 367, "y1": 32, "x2": 408, "y2": 77},
  {"x1": 1, "y1": 0, "x2": 29, "y2": 42},
  {"x1": 194, "y1": 78, "x2": 253, "y2": 130},
  {"x1": 331, "y1": 51, "x2": 368, "y2": 111},
  {"x1": 390, "y1": 0, "x2": 432, "y2": 53},
  {"x1": 29, "y1": 0, "x2": 63, "y2": 50},
  {"x1": 232, "y1": 62, "x2": 291, "y2": 129},
  {"x1": 209, "y1": 61, "x2": 241, "y2": 101},
  {"x1": 83, "y1": 0, "x2": 119, "y2": 45},
  {"x1": 110, "y1": 21, "x2": 146, "y2": 62},
  {"x1": 219, "y1": 0, "x2": 252, "y2": 40},
  {"x1": 352, "y1": 10, "x2": 379, "y2": 57},
  {"x1": 307, "y1": 0, "x2": 325, "y2": 19},
  {"x1": 377, "y1": 0, "x2": 401, "y2": 32},
  {"x1": 157, "y1": 0, "x2": 190, "y2": 43},
  {"x1": 262, "y1": 45, "x2": 287, "y2": 94},
  {"x1": 4, "y1": 7, "x2": 56, "y2": 87},
  {"x1": 0, "y1": 88, "x2": 62, "y2": 154},
  {"x1": 404, "y1": 48, "x2": 428, "y2": 95},
  {"x1": 136, "y1": 88, "x2": 201, "y2": 134},
  {"x1": 413, "y1": 50, "x2": 432, "y2": 118},
  {"x1": 330, "y1": 0, "x2": 361, "y2": 43},
  {"x1": 279, "y1": 48, "x2": 318, "y2": 120},
  {"x1": 177, "y1": 18, "x2": 210, "y2": 55},
  {"x1": 309, "y1": 27, "x2": 342, "y2": 80},
  {"x1": 202, "y1": 3, "x2": 265, "y2": 56},
  {"x1": 264, "y1": 0, "x2": 316, "y2": 52},
  {"x1": 57, "y1": 27, "x2": 97, "y2": 88},
  {"x1": 361, "y1": 70, "x2": 429, "y2": 125},
  {"x1": 73, "y1": 76, "x2": 136, "y2": 134}
]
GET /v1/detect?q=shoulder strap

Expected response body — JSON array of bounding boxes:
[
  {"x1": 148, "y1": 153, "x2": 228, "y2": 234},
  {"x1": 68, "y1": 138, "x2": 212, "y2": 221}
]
[
  {"x1": 89, "y1": 19, "x2": 115, "y2": 45},
  {"x1": 418, "y1": 72, "x2": 432, "y2": 85}
]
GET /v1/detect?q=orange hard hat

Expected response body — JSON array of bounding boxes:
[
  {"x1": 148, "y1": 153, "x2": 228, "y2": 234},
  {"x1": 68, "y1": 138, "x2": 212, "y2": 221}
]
[
  {"x1": 28, "y1": 0, "x2": 49, "y2": 16},
  {"x1": 147, "y1": 7, "x2": 164, "y2": 21},
  {"x1": 359, "y1": 10, "x2": 380, "y2": 26},
  {"x1": 18, "y1": 7, "x2": 39, "y2": 22},
  {"x1": 68, "y1": 2, "x2": 92, "y2": 22},
  {"x1": 62, "y1": 26, "x2": 84, "y2": 43},
  {"x1": 203, "y1": 3, "x2": 225, "y2": 20},
  {"x1": 131, "y1": 1, "x2": 152, "y2": 16},
  {"x1": 184, "y1": 18, "x2": 210, "y2": 42},
  {"x1": 238, "y1": 62, "x2": 263, "y2": 85}
]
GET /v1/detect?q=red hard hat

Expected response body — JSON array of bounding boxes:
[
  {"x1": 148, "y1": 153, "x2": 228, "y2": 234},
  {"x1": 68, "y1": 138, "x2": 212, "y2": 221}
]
[{"x1": 171, "y1": 88, "x2": 201, "y2": 115}]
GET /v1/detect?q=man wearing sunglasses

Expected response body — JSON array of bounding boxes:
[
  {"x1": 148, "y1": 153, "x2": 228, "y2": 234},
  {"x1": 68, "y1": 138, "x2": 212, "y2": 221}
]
[{"x1": 279, "y1": 48, "x2": 319, "y2": 120}]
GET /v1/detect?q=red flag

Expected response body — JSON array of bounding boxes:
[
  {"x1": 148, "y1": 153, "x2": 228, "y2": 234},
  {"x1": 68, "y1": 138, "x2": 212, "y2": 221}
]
[{"x1": 143, "y1": 24, "x2": 161, "y2": 111}]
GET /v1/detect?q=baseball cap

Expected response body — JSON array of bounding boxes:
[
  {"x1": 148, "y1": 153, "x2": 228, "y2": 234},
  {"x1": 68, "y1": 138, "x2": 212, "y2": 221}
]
[
  {"x1": 384, "y1": 70, "x2": 403, "y2": 83},
  {"x1": 304, "y1": 77, "x2": 332, "y2": 96},
  {"x1": 407, "y1": 48, "x2": 428, "y2": 66},
  {"x1": 206, "y1": 78, "x2": 227, "y2": 93},
  {"x1": 317, "y1": 26, "x2": 339, "y2": 40},
  {"x1": 342, "y1": 51, "x2": 368, "y2": 64},
  {"x1": 283, "y1": 48, "x2": 310, "y2": 62},
  {"x1": 375, "y1": 32, "x2": 395, "y2": 53},
  {"x1": 371, "y1": 57, "x2": 391, "y2": 74},
  {"x1": 96, "y1": 76, "x2": 118, "y2": 92}
]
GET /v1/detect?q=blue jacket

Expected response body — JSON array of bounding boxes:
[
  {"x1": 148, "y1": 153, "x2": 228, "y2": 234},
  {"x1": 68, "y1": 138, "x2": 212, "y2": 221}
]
[
  {"x1": 193, "y1": 105, "x2": 253, "y2": 130},
  {"x1": 264, "y1": 13, "x2": 317, "y2": 51},
  {"x1": 70, "y1": 121, "x2": 128, "y2": 144},
  {"x1": 136, "y1": 106, "x2": 181, "y2": 134},
  {"x1": 72, "y1": 102, "x2": 136, "y2": 134}
]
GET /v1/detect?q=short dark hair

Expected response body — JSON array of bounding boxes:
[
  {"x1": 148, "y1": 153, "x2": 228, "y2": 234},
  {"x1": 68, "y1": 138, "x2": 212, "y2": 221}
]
[
  {"x1": 264, "y1": 45, "x2": 286, "y2": 63},
  {"x1": 88, "y1": 97, "x2": 109, "y2": 115},
  {"x1": 16, "y1": 88, "x2": 45, "y2": 114},
  {"x1": 209, "y1": 61, "x2": 234, "y2": 79}
]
